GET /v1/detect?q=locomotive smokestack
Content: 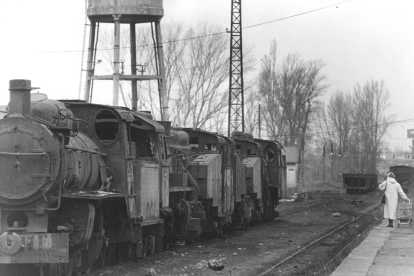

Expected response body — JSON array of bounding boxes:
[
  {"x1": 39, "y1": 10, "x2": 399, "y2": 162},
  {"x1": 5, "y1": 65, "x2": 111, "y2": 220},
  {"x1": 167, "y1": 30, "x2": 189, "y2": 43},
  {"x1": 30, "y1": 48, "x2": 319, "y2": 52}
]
[{"x1": 8, "y1": 79, "x2": 34, "y2": 117}]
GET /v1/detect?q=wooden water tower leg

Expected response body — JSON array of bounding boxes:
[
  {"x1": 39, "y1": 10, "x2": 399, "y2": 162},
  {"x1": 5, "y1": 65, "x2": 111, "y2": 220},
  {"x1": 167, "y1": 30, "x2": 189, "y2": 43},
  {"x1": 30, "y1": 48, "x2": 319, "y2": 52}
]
[
  {"x1": 130, "y1": 23, "x2": 137, "y2": 110},
  {"x1": 154, "y1": 19, "x2": 168, "y2": 120},
  {"x1": 84, "y1": 21, "x2": 96, "y2": 102},
  {"x1": 412, "y1": 139, "x2": 414, "y2": 159},
  {"x1": 112, "y1": 15, "x2": 121, "y2": 106}
]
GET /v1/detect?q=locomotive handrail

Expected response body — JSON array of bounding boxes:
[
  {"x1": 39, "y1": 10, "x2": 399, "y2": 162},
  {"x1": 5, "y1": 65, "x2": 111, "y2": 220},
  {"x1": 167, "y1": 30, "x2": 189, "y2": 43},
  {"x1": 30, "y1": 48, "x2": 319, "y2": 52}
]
[
  {"x1": 0, "y1": 152, "x2": 47, "y2": 156},
  {"x1": 66, "y1": 116, "x2": 88, "y2": 124},
  {"x1": 65, "y1": 146, "x2": 107, "y2": 156},
  {"x1": 23, "y1": 114, "x2": 53, "y2": 127},
  {"x1": 45, "y1": 133, "x2": 65, "y2": 212}
]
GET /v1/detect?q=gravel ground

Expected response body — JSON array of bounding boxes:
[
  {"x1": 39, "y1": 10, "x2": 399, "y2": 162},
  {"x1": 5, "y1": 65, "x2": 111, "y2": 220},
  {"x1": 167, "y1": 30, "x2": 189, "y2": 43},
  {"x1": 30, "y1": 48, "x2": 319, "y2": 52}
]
[{"x1": 89, "y1": 190, "x2": 385, "y2": 276}]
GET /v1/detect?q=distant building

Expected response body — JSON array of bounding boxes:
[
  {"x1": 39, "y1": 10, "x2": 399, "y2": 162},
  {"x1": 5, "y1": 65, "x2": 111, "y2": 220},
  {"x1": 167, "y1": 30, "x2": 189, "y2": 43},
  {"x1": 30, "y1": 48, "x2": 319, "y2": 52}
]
[
  {"x1": 284, "y1": 146, "x2": 299, "y2": 197},
  {"x1": 379, "y1": 150, "x2": 412, "y2": 160}
]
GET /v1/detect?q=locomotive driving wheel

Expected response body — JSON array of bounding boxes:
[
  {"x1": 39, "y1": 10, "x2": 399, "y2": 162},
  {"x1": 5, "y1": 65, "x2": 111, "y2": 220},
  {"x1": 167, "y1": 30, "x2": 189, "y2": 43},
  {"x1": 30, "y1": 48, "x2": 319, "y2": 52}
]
[
  {"x1": 49, "y1": 200, "x2": 104, "y2": 275},
  {"x1": 73, "y1": 206, "x2": 104, "y2": 274},
  {"x1": 48, "y1": 255, "x2": 74, "y2": 276}
]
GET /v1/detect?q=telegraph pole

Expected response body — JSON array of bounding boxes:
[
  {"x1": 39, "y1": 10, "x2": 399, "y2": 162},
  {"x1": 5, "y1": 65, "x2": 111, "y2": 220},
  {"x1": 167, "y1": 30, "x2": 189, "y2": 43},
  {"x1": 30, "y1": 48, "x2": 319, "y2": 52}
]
[{"x1": 258, "y1": 104, "x2": 261, "y2": 138}]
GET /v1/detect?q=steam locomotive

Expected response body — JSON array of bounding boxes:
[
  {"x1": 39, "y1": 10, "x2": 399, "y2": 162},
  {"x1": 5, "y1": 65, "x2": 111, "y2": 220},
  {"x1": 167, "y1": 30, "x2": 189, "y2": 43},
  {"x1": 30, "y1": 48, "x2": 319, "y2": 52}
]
[{"x1": 0, "y1": 79, "x2": 285, "y2": 275}]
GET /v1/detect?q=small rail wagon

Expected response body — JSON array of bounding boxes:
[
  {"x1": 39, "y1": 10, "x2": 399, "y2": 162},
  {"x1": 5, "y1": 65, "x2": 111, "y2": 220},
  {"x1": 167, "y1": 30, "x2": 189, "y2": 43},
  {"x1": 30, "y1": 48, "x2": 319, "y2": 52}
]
[
  {"x1": 389, "y1": 165, "x2": 414, "y2": 193},
  {"x1": 342, "y1": 174, "x2": 378, "y2": 194}
]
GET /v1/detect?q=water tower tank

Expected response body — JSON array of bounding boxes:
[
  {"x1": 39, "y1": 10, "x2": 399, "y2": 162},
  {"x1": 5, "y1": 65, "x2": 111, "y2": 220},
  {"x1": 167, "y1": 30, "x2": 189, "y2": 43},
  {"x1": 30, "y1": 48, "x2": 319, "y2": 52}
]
[
  {"x1": 84, "y1": 0, "x2": 168, "y2": 118},
  {"x1": 87, "y1": 0, "x2": 164, "y2": 23}
]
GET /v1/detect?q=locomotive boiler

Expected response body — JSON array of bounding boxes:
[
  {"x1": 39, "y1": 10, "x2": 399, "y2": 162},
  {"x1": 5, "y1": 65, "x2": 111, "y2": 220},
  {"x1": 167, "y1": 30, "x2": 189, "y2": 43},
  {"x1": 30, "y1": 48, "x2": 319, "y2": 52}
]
[
  {"x1": 0, "y1": 79, "x2": 286, "y2": 276},
  {"x1": 0, "y1": 79, "x2": 166, "y2": 275}
]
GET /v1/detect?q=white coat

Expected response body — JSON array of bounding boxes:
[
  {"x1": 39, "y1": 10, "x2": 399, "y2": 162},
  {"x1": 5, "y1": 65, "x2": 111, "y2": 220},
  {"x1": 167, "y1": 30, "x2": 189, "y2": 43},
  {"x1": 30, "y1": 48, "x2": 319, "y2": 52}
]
[{"x1": 379, "y1": 177, "x2": 409, "y2": 219}]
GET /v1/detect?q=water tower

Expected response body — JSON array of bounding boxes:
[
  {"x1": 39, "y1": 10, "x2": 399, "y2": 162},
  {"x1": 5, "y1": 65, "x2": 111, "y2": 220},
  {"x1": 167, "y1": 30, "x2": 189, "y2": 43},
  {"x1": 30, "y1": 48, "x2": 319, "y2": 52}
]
[{"x1": 84, "y1": 0, "x2": 168, "y2": 120}]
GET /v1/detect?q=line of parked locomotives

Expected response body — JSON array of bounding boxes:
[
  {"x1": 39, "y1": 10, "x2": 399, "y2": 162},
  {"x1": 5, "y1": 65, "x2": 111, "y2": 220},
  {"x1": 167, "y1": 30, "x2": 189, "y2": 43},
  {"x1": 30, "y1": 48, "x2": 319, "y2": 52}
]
[{"x1": 0, "y1": 80, "x2": 285, "y2": 275}]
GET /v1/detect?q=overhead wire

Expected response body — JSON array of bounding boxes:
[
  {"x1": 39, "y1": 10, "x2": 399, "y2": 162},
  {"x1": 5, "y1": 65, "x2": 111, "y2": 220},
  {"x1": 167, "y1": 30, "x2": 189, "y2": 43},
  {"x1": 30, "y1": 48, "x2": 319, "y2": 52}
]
[
  {"x1": 68, "y1": 0, "x2": 392, "y2": 141},
  {"x1": 244, "y1": 0, "x2": 351, "y2": 30},
  {"x1": 36, "y1": 0, "x2": 352, "y2": 54},
  {"x1": 274, "y1": 117, "x2": 414, "y2": 140},
  {"x1": 40, "y1": 0, "x2": 387, "y2": 140}
]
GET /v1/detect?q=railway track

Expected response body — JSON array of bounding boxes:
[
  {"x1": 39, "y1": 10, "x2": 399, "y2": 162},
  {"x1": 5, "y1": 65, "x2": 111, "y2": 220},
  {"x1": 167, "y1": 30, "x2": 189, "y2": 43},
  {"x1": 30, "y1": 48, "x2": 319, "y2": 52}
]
[
  {"x1": 257, "y1": 201, "x2": 383, "y2": 276},
  {"x1": 83, "y1": 193, "x2": 383, "y2": 276}
]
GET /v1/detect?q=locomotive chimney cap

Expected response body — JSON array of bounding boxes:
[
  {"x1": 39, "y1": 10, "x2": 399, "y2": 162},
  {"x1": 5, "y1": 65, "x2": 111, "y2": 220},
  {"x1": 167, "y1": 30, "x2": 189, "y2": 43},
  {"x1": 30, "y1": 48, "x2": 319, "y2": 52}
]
[
  {"x1": 8, "y1": 79, "x2": 39, "y2": 117},
  {"x1": 9, "y1": 79, "x2": 39, "y2": 91}
]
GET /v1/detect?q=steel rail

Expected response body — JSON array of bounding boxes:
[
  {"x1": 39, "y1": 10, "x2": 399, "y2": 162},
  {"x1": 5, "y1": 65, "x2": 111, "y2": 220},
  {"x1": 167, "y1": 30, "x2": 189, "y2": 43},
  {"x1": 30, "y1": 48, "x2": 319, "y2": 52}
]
[
  {"x1": 257, "y1": 203, "x2": 381, "y2": 276},
  {"x1": 0, "y1": 152, "x2": 47, "y2": 156}
]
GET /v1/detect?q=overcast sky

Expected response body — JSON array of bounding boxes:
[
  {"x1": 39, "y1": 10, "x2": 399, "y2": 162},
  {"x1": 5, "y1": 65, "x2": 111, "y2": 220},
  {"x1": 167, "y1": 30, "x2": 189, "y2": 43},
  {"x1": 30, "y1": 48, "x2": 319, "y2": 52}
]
[{"x1": 0, "y1": 0, "x2": 413, "y2": 149}]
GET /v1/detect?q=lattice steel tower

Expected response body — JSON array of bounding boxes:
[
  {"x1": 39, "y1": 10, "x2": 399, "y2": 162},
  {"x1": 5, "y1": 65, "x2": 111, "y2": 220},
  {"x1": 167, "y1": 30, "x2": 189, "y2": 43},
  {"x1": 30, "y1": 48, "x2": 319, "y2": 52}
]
[{"x1": 228, "y1": 0, "x2": 244, "y2": 136}]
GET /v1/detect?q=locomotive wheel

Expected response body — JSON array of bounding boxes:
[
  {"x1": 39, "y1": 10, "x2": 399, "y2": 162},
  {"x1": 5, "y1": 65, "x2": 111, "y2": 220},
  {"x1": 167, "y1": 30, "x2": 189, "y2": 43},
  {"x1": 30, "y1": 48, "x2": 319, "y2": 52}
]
[
  {"x1": 142, "y1": 238, "x2": 148, "y2": 258},
  {"x1": 141, "y1": 235, "x2": 158, "y2": 257},
  {"x1": 232, "y1": 216, "x2": 243, "y2": 231},
  {"x1": 217, "y1": 223, "x2": 223, "y2": 235},
  {"x1": 251, "y1": 210, "x2": 258, "y2": 225},
  {"x1": 232, "y1": 209, "x2": 243, "y2": 230},
  {"x1": 203, "y1": 219, "x2": 218, "y2": 238},
  {"x1": 155, "y1": 235, "x2": 163, "y2": 253},
  {"x1": 73, "y1": 207, "x2": 104, "y2": 274},
  {"x1": 48, "y1": 256, "x2": 74, "y2": 276}
]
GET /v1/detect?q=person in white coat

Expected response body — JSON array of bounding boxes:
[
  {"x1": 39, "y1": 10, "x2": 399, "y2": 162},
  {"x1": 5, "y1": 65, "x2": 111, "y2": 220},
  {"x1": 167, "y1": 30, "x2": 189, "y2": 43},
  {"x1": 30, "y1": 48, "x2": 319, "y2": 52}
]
[{"x1": 379, "y1": 172, "x2": 410, "y2": 227}]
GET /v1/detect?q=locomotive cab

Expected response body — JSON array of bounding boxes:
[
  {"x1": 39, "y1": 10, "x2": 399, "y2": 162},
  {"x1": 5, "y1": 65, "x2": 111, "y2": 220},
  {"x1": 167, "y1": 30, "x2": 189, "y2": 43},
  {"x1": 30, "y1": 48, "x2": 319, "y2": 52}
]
[
  {"x1": 219, "y1": 135, "x2": 249, "y2": 229},
  {"x1": 255, "y1": 139, "x2": 285, "y2": 219},
  {"x1": 63, "y1": 102, "x2": 167, "y2": 257},
  {"x1": 232, "y1": 133, "x2": 262, "y2": 198},
  {"x1": 185, "y1": 129, "x2": 233, "y2": 234},
  {"x1": 232, "y1": 132, "x2": 263, "y2": 225}
]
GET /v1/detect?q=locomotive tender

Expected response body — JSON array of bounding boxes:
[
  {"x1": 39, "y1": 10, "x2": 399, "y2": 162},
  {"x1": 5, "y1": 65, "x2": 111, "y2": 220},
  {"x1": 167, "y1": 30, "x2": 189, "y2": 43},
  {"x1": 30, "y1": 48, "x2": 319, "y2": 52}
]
[{"x1": 0, "y1": 79, "x2": 285, "y2": 275}]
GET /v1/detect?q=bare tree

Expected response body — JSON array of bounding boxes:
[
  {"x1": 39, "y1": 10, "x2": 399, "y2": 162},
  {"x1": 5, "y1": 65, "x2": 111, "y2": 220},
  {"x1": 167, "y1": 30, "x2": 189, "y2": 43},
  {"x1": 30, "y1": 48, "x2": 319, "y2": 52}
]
[
  {"x1": 244, "y1": 90, "x2": 259, "y2": 135},
  {"x1": 326, "y1": 90, "x2": 354, "y2": 174},
  {"x1": 258, "y1": 43, "x2": 327, "y2": 142},
  {"x1": 258, "y1": 43, "x2": 328, "y2": 190},
  {"x1": 327, "y1": 90, "x2": 353, "y2": 152},
  {"x1": 279, "y1": 54, "x2": 327, "y2": 148},
  {"x1": 162, "y1": 21, "x2": 187, "y2": 113},
  {"x1": 315, "y1": 91, "x2": 354, "y2": 180},
  {"x1": 313, "y1": 80, "x2": 393, "y2": 183},
  {"x1": 171, "y1": 23, "x2": 229, "y2": 129},
  {"x1": 132, "y1": 22, "x2": 188, "y2": 119},
  {"x1": 95, "y1": 22, "x2": 188, "y2": 120},
  {"x1": 352, "y1": 80, "x2": 393, "y2": 173},
  {"x1": 258, "y1": 40, "x2": 281, "y2": 140}
]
